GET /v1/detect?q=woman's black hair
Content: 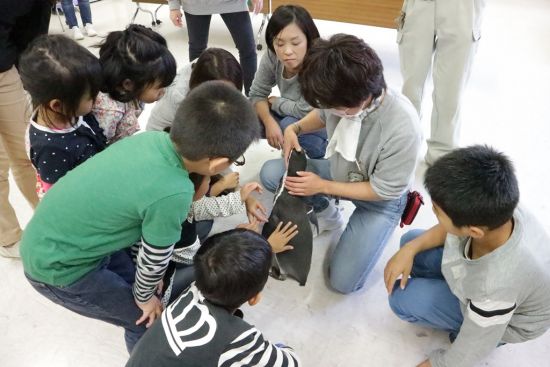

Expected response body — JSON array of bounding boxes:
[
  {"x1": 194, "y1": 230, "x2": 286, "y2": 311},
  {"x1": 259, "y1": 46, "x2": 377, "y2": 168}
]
[
  {"x1": 265, "y1": 5, "x2": 320, "y2": 53},
  {"x1": 19, "y1": 34, "x2": 102, "y2": 127},
  {"x1": 99, "y1": 24, "x2": 177, "y2": 102},
  {"x1": 299, "y1": 34, "x2": 386, "y2": 108},
  {"x1": 189, "y1": 48, "x2": 243, "y2": 92}
]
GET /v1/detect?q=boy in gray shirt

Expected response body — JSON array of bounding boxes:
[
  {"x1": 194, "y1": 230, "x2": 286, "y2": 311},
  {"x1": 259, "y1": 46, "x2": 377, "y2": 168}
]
[{"x1": 385, "y1": 145, "x2": 550, "y2": 367}]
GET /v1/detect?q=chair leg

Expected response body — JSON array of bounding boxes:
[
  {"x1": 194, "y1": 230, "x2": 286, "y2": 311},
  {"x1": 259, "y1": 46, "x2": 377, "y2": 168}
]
[
  {"x1": 256, "y1": 13, "x2": 269, "y2": 51},
  {"x1": 154, "y1": 4, "x2": 164, "y2": 25},
  {"x1": 131, "y1": 2, "x2": 156, "y2": 27},
  {"x1": 130, "y1": 6, "x2": 139, "y2": 24},
  {"x1": 55, "y1": 7, "x2": 66, "y2": 32}
]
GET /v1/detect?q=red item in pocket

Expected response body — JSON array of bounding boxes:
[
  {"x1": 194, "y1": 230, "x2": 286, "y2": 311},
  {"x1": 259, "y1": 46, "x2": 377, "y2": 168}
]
[{"x1": 400, "y1": 191, "x2": 424, "y2": 228}]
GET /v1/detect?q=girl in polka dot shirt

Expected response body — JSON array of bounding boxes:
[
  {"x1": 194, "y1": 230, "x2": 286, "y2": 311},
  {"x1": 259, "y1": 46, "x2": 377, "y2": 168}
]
[{"x1": 19, "y1": 35, "x2": 107, "y2": 196}]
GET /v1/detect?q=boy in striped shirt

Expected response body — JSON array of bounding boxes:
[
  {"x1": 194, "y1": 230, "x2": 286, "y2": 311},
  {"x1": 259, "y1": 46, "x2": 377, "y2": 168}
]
[{"x1": 126, "y1": 229, "x2": 300, "y2": 367}]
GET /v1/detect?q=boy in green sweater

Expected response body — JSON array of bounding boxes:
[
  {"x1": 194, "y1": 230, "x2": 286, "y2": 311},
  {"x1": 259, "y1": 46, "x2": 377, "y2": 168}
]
[{"x1": 20, "y1": 81, "x2": 261, "y2": 353}]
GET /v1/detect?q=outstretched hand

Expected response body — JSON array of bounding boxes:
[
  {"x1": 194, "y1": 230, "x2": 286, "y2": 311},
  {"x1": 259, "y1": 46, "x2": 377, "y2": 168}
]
[{"x1": 267, "y1": 221, "x2": 298, "y2": 253}]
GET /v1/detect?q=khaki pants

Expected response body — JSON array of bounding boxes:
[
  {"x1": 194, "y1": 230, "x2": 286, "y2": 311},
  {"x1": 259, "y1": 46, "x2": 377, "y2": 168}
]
[
  {"x1": 0, "y1": 66, "x2": 39, "y2": 246},
  {"x1": 398, "y1": 0, "x2": 486, "y2": 164}
]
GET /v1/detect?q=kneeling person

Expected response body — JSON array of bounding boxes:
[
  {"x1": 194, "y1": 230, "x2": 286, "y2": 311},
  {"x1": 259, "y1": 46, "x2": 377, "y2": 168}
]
[
  {"x1": 126, "y1": 229, "x2": 301, "y2": 367},
  {"x1": 385, "y1": 145, "x2": 550, "y2": 367}
]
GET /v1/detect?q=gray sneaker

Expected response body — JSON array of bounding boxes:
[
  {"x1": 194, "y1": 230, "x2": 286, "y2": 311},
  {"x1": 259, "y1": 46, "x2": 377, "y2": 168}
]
[{"x1": 0, "y1": 241, "x2": 21, "y2": 258}]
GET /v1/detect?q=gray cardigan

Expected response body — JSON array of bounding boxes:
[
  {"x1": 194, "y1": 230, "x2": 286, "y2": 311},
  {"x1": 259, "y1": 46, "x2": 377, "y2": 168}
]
[
  {"x1": 318, "y1": 88, "x2": 422, "y2": 200},
  {"x1": 168, "y1": 0, "x2": 248, "y2": 15},
  {"x1": 248, "y1": 50, "x2": 313, "y2": 119}
]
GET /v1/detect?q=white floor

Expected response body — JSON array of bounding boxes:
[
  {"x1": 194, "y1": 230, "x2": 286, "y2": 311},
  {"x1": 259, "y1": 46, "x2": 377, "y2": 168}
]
[{"x1": 2, "y1": 1, "x2": 550, "y2": 366}]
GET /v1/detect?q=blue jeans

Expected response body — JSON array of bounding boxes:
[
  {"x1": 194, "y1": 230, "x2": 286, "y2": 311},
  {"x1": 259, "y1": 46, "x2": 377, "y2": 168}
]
[
  {"x1": 184, "y1": 11, "x2": 257, "y2": 95},
  {"x1": 388, "y1": 229, "x2": 463, "y2": 337},
  {"x1": 25, "y1": 250, "x2": 147, "y2": 353},
  {"x1": 260, "y1": 158, "x2": 407, "y2": 294},
  {"x1": 273, "y1": 113, "x2": 327, "y2": 159},
  {"x1": 61, "y1": 0, "x2": 92, "y2": 28}
]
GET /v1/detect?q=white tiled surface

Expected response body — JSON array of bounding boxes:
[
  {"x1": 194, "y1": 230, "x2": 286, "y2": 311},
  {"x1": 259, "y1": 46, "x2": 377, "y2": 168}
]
[{"x1": 2, "y1": 1, "x2": 550, "y2": 366}]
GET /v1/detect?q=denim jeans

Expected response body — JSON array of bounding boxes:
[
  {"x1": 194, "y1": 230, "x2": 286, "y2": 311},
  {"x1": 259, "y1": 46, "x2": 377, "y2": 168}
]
[
  {"x1": 25, "y1": 249, "x2": 147, "y2": 353},
  {"x1": 273, "y1": 113, "x2": 328, "y2": 159},
  {"x1": 61, "y1": 0, "x2": 92, "y2": 28},
  {"x1": 388, "y1": 229, "x2": 463, "y2": 337},
  {"x1": 184, "y1": 11, "x2": 257, "y2": 95},
  {"x1": 260, "y1": 158, "x2": 407, "y2": 294}
]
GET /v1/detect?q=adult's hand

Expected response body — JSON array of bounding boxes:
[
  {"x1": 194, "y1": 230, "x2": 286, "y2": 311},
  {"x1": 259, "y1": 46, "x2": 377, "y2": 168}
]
[
  {"x1": 284, "y1": 171, "x2": 326, "y2": 196},
  {"x1": 170, "y1": 9, "x2": 183, "y2": 27},
  {"x1": 266, "y1": 120, "x2": 284, "y2": 150},
  {"x1": 282, "y1": 124, "x2": 302, "y2": 165},
  {"x1": 251, "y1": 0, "x2": 263, "y2": 15}
]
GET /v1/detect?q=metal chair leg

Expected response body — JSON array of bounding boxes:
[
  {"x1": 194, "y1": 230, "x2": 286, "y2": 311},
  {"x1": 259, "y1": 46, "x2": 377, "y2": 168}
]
[
  {"x1": 131, "y1": 2, "x2": 156, "y2": 27},
  {"x1": 154, "y1": 4, "x2": 164, "y2": 25},
  {"x1": 55, "y1": 7, "x2": 66, "y2": 32}
]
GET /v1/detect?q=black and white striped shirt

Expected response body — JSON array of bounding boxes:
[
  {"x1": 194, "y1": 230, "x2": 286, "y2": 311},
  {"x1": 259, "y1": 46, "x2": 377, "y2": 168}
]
[
  {"x1": 126, "y1": 284, "x2": 300, "y2": 367},
  {"x1": 133, "y1": 238, "x2": 174, "y2": 303}
]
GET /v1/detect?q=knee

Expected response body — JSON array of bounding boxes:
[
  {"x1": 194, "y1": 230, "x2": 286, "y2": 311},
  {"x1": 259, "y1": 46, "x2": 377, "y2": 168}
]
[
  {"x1": 329, "y1": 276, "x2": 356, "y2": 295},
  {"x1": 259, "y1": 159, "x2": 284, "y2": 193},
  {"x1": 328, "y1": 267, "x2": 363, "y2": 295},
  {"x1": 388, "y1": 285, "x2": 420, "y2": 323}
]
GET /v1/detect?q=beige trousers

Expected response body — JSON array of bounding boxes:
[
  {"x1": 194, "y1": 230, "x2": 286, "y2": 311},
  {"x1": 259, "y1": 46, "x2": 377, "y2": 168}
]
[
  {"x1": 398, "y1": 0, "x2": 486, "y2": 164},
  {"x1": 0, "y1": 66, "x2": 39, "y2": 246}
]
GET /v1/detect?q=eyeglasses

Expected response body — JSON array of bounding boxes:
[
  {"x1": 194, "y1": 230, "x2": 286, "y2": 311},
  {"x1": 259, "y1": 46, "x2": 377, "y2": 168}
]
[{"x1": 234, "y1": 155, "x2": 246, "y2": 166}]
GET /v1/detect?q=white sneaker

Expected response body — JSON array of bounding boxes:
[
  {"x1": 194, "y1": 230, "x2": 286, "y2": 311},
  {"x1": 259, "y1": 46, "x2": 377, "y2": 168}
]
[
  {"x1": 84, "y1": 23, "x2": 97, "y2": 37},
  {"x1": 311, "y1": 204, "x2": 345, "y2": 237},
  {"x1": 0, "y1": 241, "x2": 21, "y2": 258},
  {"x1": 72, "y1": 26, "x2": 84, "y2": 40}
]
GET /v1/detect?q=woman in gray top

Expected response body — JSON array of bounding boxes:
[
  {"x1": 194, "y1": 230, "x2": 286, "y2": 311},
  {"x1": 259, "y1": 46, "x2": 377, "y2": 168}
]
[
  {"x1": 249, "y1": 5, "x2": 327, "y2": 159},
  {"x1": 168, "y1": 0, "x2": 261, "y2": 95},
  {"x1": 146, "y1": 48, "x2": 242, "y2": 132},
  {"x1": 260, "y1": 34, "x2": 422, "y2": 294}
]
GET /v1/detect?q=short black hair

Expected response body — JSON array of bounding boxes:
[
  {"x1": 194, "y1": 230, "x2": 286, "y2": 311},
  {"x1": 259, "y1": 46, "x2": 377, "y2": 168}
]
[
  {"x1": 99, "y1": 24, "x2": 176, "y2": 102},
  {"x1": 170, "y1": 80, "x2": 260, "y2": 161},
  {"x1": 194, "y1": 229, "x2": 273, "y2": 310},
  {"x1": 19, "y1": 34, "x2": 102, "y2": 127},
  {"x1": 189, "y1": 48, "x2": 243, "y2": 92},
  {"x1": 265, "y1": 5, "x2": 320, "y2": 53},
  {"x1": 299, "y1": 34, "x2": 386, "y2": 109},
  {"x1": 425, "y1": 145, "x2": 520, "y2": 229}
]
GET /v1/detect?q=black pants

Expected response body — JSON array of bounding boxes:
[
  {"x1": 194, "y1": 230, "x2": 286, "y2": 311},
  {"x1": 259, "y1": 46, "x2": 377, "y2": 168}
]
[{"x1": 184, "y1": 11, "x2": 257, "y2": 95}]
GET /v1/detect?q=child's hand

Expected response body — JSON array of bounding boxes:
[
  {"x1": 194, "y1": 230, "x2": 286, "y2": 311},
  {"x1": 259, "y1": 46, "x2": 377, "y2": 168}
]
[
  {"x1": 135, "y1": 295, "x2": 163, "y2": 328},
  {"x1": 210, "y1": 172, "x2": 239, "y2": 196},
  {"x1": 237, "y1": 216, "x2": 261, "y2": 233},
  {"x1": 240, "y1": 182, "x2": 263, "y2": 201},
  {"x1": 245, "y1": 196, "x2": 268, "y2": 223},
  {"x1": 383, "y1": 244, "x2": 416, "y2": 295},
  {"x1": 221, "y1": 172, "x2": 239, "y2": 190},
  {"x1": 417, "y1": 359, "x2": 432, "y2": 367},
  {"x1": 267, "y1": 221, "x2": 298, "y2": 253}
]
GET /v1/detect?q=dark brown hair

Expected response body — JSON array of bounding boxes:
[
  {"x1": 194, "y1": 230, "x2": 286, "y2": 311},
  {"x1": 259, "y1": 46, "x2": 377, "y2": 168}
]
[
  {"x1": 19, "y1": 34, "x2": 102, "y2": 127},
  {"x1": 189, "y1": 48, "x2": 243, "y2": 92},
  {"x1": 299, "y1": 34, "x2": 386, "y2": 108}
]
